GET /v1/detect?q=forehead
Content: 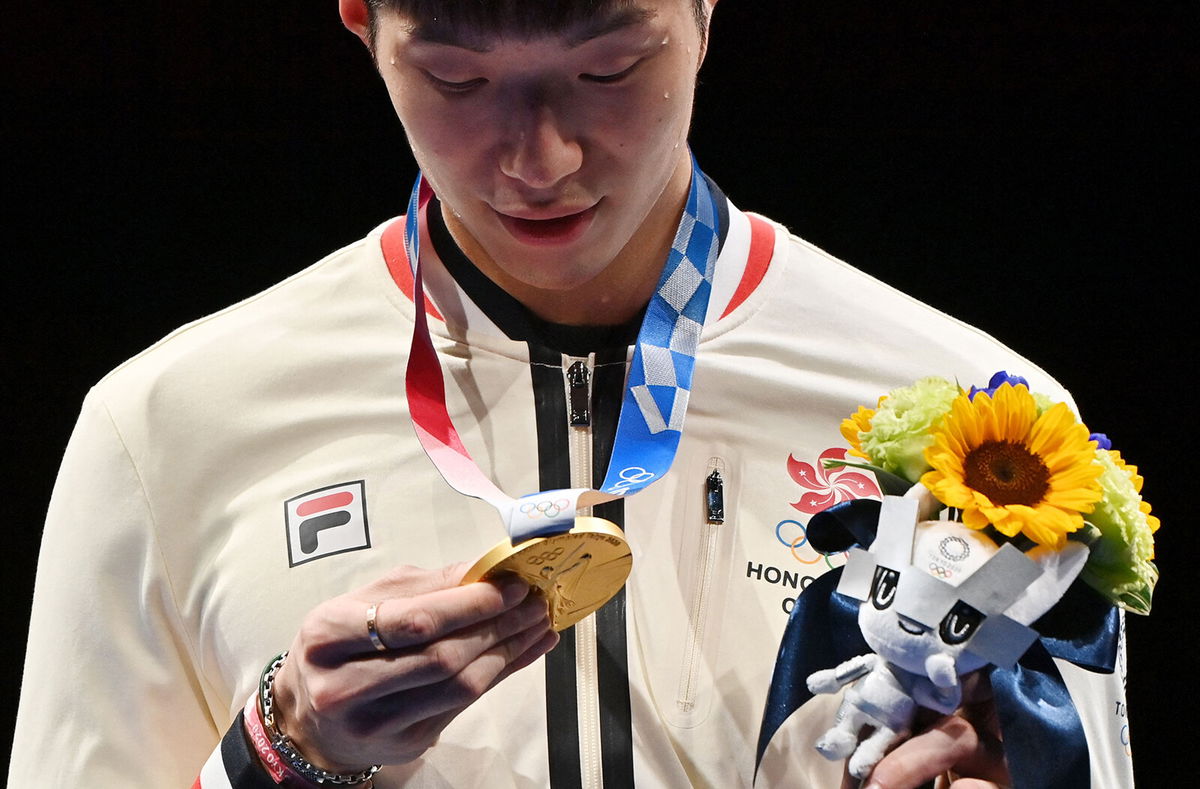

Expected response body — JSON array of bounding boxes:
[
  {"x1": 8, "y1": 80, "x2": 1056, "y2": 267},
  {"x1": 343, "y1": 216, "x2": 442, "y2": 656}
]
[{"x1": 381, "y1": 0, "x2": 673, "y2": 50}]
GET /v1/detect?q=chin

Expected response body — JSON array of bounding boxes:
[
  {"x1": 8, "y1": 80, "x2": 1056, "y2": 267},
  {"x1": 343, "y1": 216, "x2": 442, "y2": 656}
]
[
  {"x1": 513, "y1": 265, "x2": 607, "y2": 293},
  {"x1": 492, "y1": 241, "x2": 615, "y2": 290}
]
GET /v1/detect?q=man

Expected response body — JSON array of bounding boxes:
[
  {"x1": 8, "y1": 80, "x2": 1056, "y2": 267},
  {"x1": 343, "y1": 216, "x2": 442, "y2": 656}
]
[{"x1": 10, "y1": 1, "x2": 1132, "y2": 787}]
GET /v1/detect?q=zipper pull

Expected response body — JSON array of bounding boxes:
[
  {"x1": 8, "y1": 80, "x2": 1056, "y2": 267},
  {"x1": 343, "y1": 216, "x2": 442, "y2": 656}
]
[
  {"x1": 705, "y1": 468, "x2": 725, "y2": 524},
  {"x1": 567, "y1": 360, "x2": 591, "y2": 427}
]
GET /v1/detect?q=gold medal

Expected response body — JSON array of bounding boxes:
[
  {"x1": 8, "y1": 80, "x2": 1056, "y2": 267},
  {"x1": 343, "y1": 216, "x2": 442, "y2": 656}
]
[{"x1": 462, "y1": 516, "x2": 632, "y2": 631}]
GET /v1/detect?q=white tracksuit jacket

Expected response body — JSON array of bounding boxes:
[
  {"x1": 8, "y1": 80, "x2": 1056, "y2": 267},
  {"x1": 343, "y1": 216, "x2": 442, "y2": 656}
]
[{"x1": 10, "y1": 195, "x2": 1135, "y2": 788}]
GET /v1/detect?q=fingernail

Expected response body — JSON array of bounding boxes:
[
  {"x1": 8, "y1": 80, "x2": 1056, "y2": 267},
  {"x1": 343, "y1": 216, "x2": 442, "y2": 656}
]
[{"x1": 538, "y1": 629, "x2": 560, "y2": 654}]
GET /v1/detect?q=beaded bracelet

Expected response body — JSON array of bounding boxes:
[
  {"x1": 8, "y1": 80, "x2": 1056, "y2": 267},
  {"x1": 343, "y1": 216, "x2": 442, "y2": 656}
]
[{"x1": 258, "y1": 652, "x2": 382, "y2": 787}]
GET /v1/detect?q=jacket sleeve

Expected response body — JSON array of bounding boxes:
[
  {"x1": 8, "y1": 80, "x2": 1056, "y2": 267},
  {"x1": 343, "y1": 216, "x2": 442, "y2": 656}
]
[
  {"x1": 9, "y1": 390, "x2": 223, "y2": 786},
  {"x1": 195, "y1": 706, "x2": 287, "y2": 789}
]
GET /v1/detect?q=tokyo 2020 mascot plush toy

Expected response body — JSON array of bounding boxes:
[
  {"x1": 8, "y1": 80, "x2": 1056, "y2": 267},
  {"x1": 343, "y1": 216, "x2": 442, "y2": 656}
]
[{"x1": 804, "y1": 488, "x2": 1088, "y2": 779}]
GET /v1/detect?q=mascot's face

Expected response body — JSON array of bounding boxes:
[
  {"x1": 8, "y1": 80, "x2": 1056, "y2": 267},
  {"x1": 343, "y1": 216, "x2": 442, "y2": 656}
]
[{"x1": 857, "y1": 561, "x2": 989, "y2": 677}]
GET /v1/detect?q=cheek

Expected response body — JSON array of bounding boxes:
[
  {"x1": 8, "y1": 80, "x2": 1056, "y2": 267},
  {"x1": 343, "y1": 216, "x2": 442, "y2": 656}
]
[
  {"x1": 402, "y1": 105, "x2": 481, "y2": 162},
  {"x1": 860, "y1": 607, "x2": 920, "y2": 661},
  {"x1": 399, "y1": 111, "x2": 497, "y2": 204},
  {"x1": 382, "y1": 81, "x2": 490, "y2": 170},
  {"x1": 859, "y1": 608, "x2": 941, "y2": 663},
  {"x1": 632, "y1": 81, "x2": 694, "y2": 147}
]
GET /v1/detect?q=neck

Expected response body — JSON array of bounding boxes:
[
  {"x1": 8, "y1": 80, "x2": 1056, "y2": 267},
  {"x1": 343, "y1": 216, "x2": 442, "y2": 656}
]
[{"x1": 443, "y1": 158, "x2": 693, "y2": 327}]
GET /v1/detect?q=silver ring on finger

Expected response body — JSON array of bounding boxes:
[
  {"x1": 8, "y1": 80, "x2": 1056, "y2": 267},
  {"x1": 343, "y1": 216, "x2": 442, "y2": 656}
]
[{"x1": 366, "y1": 601, "x2": 389, "y2": 652}]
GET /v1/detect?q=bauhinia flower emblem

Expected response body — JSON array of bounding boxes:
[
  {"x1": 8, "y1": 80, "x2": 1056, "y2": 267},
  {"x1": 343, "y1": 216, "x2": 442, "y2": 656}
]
[{"x1": 789, "y1": 448, "x2": 882, "y2": 515}]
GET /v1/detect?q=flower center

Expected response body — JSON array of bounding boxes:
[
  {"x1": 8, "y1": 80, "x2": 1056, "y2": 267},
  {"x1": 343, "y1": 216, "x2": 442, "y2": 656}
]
[{"x1": 962, "y1": 440, "x2": 1051, "y2": 505}]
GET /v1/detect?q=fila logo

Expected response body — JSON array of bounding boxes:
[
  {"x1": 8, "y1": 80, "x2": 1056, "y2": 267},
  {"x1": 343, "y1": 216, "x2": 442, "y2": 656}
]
[{"x1": 284, "y1": 481, "x2": 371, "y2": 567}]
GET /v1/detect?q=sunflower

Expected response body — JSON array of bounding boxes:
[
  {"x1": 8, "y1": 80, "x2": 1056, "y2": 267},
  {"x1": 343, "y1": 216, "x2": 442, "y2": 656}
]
[{"x1": 920, "y1": 382, "x2": 1103, "y2": 548}]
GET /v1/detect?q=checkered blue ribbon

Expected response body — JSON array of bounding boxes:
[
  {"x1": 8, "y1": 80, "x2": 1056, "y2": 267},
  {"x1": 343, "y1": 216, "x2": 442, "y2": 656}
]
[
  {"x1": 598, "y1": 159, "x2": 719, "y2": 497},
  {"x1": 402, "y1": 157, "x2": 720, "y2": 540}
]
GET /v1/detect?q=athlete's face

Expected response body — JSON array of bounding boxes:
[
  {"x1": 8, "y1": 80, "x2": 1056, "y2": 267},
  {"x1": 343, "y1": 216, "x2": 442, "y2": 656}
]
[{"x1": 364, "y1": 0, "x2": 710, "y2": 294}]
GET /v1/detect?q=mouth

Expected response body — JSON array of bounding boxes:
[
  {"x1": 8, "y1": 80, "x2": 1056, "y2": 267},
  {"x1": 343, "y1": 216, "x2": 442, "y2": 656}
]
[
  {"x1": 496, "y1": 203, "x2": 599, "y2": 246},
  {"x1": 897, "y1": 618, "x2": 926, "y2": 635}
]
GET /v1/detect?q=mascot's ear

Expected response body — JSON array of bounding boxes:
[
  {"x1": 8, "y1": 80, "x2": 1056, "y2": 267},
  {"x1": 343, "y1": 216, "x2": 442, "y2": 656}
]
[
  {"x1": 808, "y1": 499, "x2": 882, "y2": 554},
  {"x1": 1005, "y1": 542, "x2": 1090, "y2": 625}
]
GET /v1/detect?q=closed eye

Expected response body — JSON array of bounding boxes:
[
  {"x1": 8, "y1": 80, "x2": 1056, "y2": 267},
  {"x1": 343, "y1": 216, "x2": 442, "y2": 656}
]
[
  {"x1": 424, "y1": 72, "x2": 488, "y2": 94},
  {"x1": 581, "y1": 60, "x2": 642, "y2": 84}
]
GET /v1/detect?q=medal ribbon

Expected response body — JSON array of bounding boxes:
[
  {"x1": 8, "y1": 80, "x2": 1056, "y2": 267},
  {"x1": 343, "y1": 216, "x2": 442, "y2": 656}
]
[{"x1": 403, "y1": 157, "x2": 720, "y2": 542}]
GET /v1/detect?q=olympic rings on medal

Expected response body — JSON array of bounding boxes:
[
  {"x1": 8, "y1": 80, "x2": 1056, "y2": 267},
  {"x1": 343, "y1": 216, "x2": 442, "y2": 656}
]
[{"x1": 519, "y1": 498, "x2": 572, "y2": 519}]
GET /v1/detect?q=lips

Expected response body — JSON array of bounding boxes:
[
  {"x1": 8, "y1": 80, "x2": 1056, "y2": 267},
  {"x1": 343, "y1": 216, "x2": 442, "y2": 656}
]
[{"x1": 496, "y1": 203, "x2": 598, "y2": 246}]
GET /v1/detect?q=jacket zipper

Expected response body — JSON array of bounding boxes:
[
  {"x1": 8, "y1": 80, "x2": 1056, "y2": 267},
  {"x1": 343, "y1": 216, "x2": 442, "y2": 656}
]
[
  {"x1": 565, "y1": 356, "x2": 603, "y2": 789},
  {"x1": 676, "y1": 457, "x2": 726, "y2": 713}
]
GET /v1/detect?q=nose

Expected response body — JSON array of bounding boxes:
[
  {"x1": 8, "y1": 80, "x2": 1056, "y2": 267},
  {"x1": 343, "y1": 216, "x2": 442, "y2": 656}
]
[{"x1": 499, "y1": 99, "x2": 583, "y2": 190}]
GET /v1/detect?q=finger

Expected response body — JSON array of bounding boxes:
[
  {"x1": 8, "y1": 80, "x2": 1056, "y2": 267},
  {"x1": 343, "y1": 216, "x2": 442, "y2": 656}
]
[
  {"x1": 390, "y1": 707, "x2": 463, "y2": 763},
  {"x1": 401, "y1": 611, "x2": 554, "y2": 712},
  {"x1": 489, "y1": 629, "x2": 560, "y2": 687},
  {"x1": 947, "y1": 779, "x2": 1003, "y2": 789},
  {"x1": 361, "y1": 575, "x2": 532, "y2": 653},
  {"x1": 360, "y1": 616, "x2": 556, "y2": 734},
  {"x1": 866, "y1": 715, "x2": 1009, "y2": 789},
  {"x1": 366, "y1": 562, "x2": 473, "y2": 598},
  {"x1": 367, "y1": 595, "x2": 551, "y2": 696}
]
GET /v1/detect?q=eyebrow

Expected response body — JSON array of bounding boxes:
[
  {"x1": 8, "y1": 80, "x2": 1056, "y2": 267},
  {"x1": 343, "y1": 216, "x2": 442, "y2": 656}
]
[
  {"x1": 566, "y1": 6, "x2": 655, "y2": 47},
  {"x1": 407, "y1": 5, "x2": 655, "y2": 53}
]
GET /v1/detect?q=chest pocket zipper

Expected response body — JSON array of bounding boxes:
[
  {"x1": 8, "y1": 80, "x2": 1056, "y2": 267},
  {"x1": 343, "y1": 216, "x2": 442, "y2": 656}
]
[{"x1": 677, "y1": 457, "x2": 727, "y2": 713}]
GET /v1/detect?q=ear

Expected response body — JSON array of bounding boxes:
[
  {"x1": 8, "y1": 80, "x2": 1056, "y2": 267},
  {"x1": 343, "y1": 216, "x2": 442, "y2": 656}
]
[
  {"x1": 1004, "y1": 542, "x2": 1090, "y2": 625},
  {"x1": 339, "y1": 0, "x2": 371, "y2": 45},
  {"x1": 696, "y1": 0, "x2": 719, "y2": 66}
]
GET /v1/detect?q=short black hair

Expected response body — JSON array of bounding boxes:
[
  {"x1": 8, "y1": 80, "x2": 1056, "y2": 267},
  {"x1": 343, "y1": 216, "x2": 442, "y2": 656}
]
[{"x1": 364, "y1": 0, "x2": 708, "y2": 49}]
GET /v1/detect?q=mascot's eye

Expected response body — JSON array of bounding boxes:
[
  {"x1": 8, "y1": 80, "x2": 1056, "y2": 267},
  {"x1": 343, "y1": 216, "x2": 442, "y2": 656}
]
[
  {"x1": 870, "y1": 566, "x2": 899, "y2": 610},
  {"x1": 939, "y1": 600, "x2": 985, "y2": 644}
]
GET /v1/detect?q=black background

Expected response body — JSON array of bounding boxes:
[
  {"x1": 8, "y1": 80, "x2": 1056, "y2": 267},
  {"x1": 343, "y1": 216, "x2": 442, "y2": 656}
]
[{"x1": 3, "y1": 1, "x2": 1193, "y2": 783}]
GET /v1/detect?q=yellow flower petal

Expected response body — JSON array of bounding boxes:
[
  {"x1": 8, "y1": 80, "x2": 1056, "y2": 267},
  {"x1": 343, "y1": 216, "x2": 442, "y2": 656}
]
[
  {"x1": 920, "y1": 385, "x2": 1101, "y2": 547},
  {"x1": 841, "y1": 405, "x2": 876, "y2": 460}
]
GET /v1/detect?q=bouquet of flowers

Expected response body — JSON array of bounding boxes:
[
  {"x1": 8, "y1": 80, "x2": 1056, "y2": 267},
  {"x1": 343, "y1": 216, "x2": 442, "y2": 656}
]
[
  {"x1": 834, "y1": 370, "x2": 1159, "y2": 613},
  {"x1": 755, "y1": 371, "x2": 1160, "y2": 786}
]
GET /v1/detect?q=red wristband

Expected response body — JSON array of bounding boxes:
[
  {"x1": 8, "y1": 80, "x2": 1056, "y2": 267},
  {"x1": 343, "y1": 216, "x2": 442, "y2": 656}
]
[{"x1": 242, "y1": 696, "x2": 320, "y2": 787}]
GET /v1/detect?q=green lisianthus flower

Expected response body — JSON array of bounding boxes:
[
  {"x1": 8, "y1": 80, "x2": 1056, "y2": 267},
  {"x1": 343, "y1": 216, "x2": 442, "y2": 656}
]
[
  {"x1": 1080, "y1": 449, "x2": 1159, "y2": 614},
  {"x1": 859, "y1": 377, "x2": 959, "y2": 483},
  {"x1": 1032, "y1": 391, "x2": 1056, "y2": 415}
]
